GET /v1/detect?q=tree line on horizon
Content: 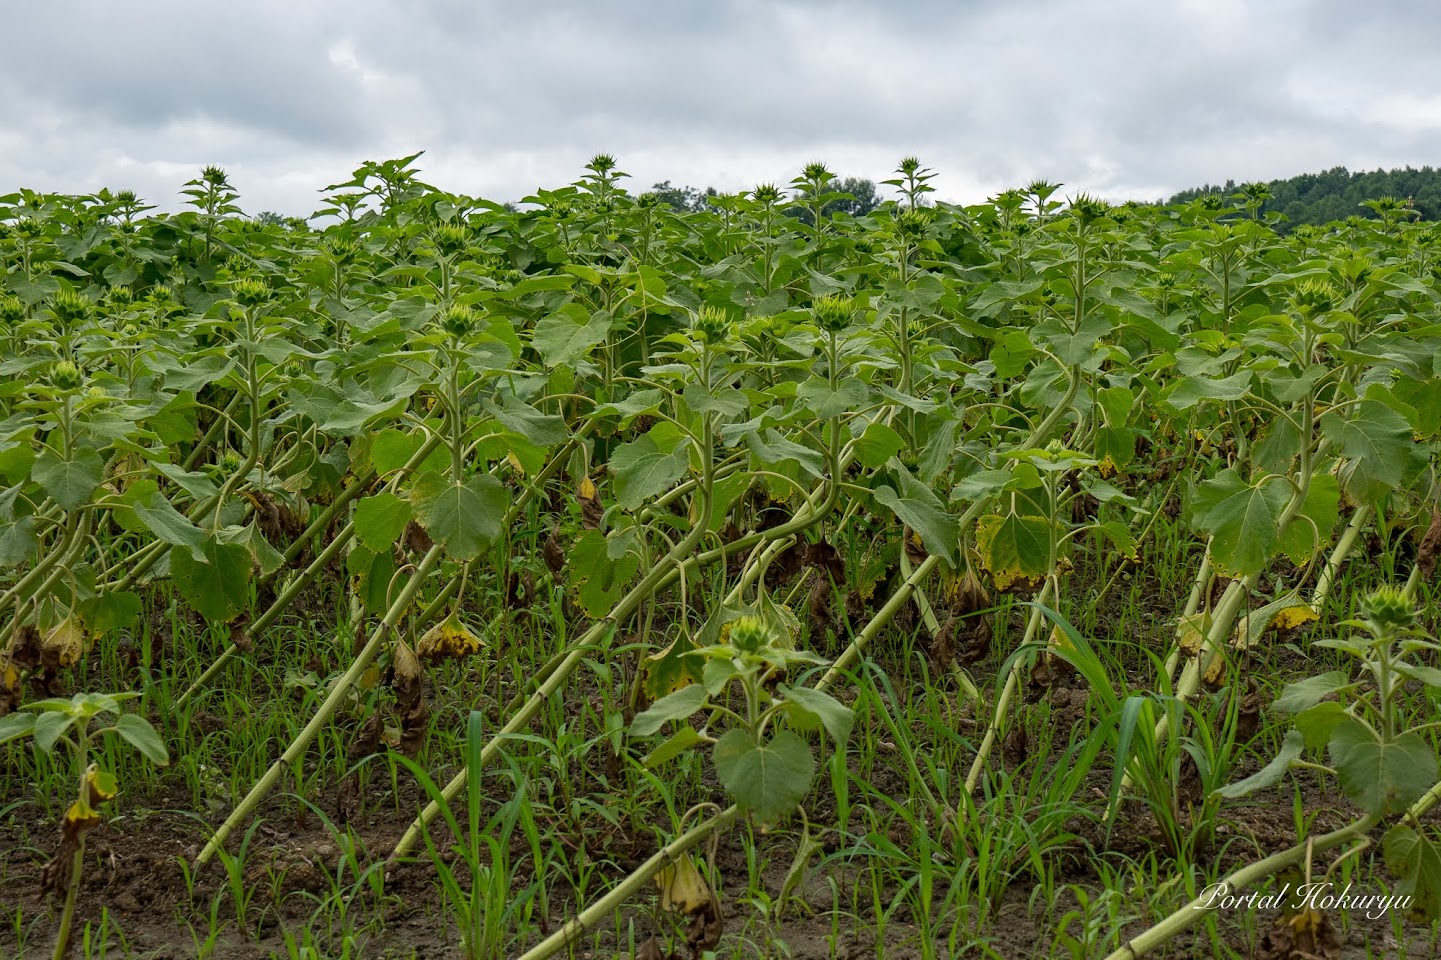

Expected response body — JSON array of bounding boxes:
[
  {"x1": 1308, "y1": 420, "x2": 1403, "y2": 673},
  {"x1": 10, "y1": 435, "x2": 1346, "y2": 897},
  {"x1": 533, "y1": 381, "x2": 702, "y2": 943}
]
[{"x1": 642, "y1": 164, "x2": 1441, "y2": 231}]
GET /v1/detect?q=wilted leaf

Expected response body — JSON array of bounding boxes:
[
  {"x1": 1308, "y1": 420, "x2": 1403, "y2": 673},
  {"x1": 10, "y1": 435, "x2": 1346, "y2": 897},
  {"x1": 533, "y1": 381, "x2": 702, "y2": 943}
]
[
  {"x1": 655, "y1": 852, "x2": 712, "y2": 914},
  {"x1": 415, "y1": 613, "x2": 483, "y2": 663},
  {"x1": 41, "y1": 616, "x2": 88, "y2": 671},
  {"x1": 1215, "y1": 729, "x2": 1305, "y2": 800}
]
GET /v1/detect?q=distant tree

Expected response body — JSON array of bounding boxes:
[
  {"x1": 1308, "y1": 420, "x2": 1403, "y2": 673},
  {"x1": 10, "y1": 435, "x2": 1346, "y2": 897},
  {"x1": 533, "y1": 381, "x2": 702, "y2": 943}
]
[
  {"x1": 827, "y1": 177, "x2": 880, "y2": 218},
  {"x1": 645, "y1": 176, "x2": 880, "y2": 220},
  {"x1": 786, "y1": 175, "x2": 881, "y2": 225},
  {"x1": 1169, "y1": 165, "x2": 1441, "y2": 230},
  {"x1": 644, "y1": 181, "x2": 719, "y2": 213}
]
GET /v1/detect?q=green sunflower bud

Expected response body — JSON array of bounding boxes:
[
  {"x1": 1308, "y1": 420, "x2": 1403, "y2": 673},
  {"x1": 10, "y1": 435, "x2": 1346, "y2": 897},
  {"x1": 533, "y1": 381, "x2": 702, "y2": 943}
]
[
  {"x1": 0, "y1": 295, "x2": 24, "y2": 324},
  {"x1": 324, "y1": 236, "x2": 360, "y2": 263},
  {"x1": 1289, "y1": 279, "x2": 1338, "y2": 319},
  {"x1": 728, "y1": 616, "x2": 772, "y2": 654},
  {"x1": 231, "y1": 278, "x2": 271, "y2": 307},
  {"x1": 692, "y1": 305, "x2": 732, "y2": 344},
  {"x1": 752, "y1": 183, "x2": 783, "y2": 206},
  {"x1": 893, "y1": 208, "x2": 933, "y2": 243},
  {"x1": 48, "y1": 359, "x2": 85, "y2": 392},
  {"x1": 1068, "y1": 193, "x2": 1111, "y2": 230},
  {"x1": 433, "y1": 224, "x2": 471, "y2": 257},
  {"x1": 813, "y1": 294, "x2": 857, "y2": 334},
  {"x1": 48, "y1": 289, "x2": 95, "y2": 325},
  {"x1": 440, "y1": 303, "x2": 477, "y2": 339},
  {"x1": 1359, "y1": 586, "x2": 1417, "y2": 632}
]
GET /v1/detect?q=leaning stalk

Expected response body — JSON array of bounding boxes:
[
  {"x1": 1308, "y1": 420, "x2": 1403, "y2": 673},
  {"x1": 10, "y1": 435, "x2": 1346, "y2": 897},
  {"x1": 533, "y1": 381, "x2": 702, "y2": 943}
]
[{"x1": 196, "y1": 544, "x2": 444, "y2": 864}]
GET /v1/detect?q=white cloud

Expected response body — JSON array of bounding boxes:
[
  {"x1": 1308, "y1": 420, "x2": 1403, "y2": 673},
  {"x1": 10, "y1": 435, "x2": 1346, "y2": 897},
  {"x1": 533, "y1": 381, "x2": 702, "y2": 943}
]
[{"x1": 2, "y1": 0, "x2": 1438, "y2": 215}]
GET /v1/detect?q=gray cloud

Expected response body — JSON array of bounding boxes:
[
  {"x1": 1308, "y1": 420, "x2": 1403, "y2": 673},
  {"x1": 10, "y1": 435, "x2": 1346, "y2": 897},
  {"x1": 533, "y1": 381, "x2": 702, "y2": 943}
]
[{"x1": 2, "y1": 0, "x2": 1439, "y2": 215}]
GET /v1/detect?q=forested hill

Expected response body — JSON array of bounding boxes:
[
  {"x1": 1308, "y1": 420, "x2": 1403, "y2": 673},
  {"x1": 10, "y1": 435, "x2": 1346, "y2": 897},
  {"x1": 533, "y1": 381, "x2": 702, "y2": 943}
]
[{"x1": 1169, "y1": 166, "x2": 1441, "y2": 227}]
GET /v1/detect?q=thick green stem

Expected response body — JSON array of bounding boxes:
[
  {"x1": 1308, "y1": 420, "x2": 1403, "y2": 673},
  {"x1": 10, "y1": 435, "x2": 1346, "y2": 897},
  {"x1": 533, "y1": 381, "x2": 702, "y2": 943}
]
[
  {"x1": 196, "y1": 544, "x2": 444, "y2": 865},
  {"x1": 964, "y1": 577, "x2": 1056, "y2": 795},
  {"x1": 173, "y1": 433, "x2": 450, "y2": 709},
  {"x1": 513, "y1": 806, "x2": 741, "y2": 960},
  {"x1": 1310, "y1": 505, "x2": 1371, "y2": 612},
  {"x1": 391, "y1": 414, "x2": 719, "y2": 859},
  {"x1": 512, "y1": 521, "x2": 959, "y2": 959},
  {"x1": 1102, "y1": 808, "x2": 1387, "y2": 960}
]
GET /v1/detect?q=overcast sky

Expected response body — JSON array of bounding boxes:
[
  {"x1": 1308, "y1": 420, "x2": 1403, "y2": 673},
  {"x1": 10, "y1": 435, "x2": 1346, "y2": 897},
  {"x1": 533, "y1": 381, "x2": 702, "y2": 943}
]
[{"x1": 3, "y1": 0, "x2": 1438, "y2": 217}]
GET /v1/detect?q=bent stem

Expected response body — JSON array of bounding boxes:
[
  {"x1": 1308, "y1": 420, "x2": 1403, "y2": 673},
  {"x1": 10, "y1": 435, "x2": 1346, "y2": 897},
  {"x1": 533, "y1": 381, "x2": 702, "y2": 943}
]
[{"x1": 196, "y1": 544, "x2": 444, "y2": 865}]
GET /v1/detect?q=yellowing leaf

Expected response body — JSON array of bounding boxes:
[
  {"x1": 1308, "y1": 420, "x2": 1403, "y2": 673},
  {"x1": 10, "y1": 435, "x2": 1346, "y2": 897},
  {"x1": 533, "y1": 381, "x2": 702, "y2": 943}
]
[
  {"x1": 975, "y1": 513, "x2": 1050, "y2": 592},
  {"x1": 86, "y1": 766, "x2": 119, "y2": 804},
  {"x1": 1048, "y1": 624, "x2": 1074, "y2": 653},
  {"x1": 1270, "y1": 604, "x2": 1319, "y2": 633},
  {"x1": 642, "y1": 634, "x2": 703, "y2": 701},
  {"x1": 63, "y1": 798, "x2": 101, "y2": 837},
  {"x1": 43, "y1": 616, "x2": 89, "y2": 669},
  {"x1": 1203, "y1": 651, "x2": 1227, "y2": 688},
  {"x1": 578, "y1": 477, "x2": 597, "y2": 501},
  {"x1": 655, "y1": 853, "x2": 712, "y2": 915},
  {"x1": 416, "y1": 613, "x2": 483, "y2": 663},
  {"x1": 1175, "y1": 612, "x2": 1211, "y2": 657}
]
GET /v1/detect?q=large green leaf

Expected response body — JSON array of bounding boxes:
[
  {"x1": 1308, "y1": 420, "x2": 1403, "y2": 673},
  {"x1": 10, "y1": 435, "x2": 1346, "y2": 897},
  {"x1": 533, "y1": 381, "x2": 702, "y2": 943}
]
[
  {"x1": 630, "y1": 685, "x2": 708, "y2": 737},
  {"x1": 114, "y1": 712, "x2": 169, "y2": 766},
  {"x1": 171, "y1": 540, "x2": 252, "y2": 623},
  {"x1": 713, "y1": 728, "x2": 814, "y2": 824},
  {"x1": 1330, "y1": 721, "x2": 1437, "y2": 816},
  {"x1": 485, "y1": 396, "x2": 568, "y2": 447},
  {"x1": 873, "y1": 462, "x2": 958, "y2": 565},
  {"x1": 532, "y1": 304, "x2": 611, "y2": 367},
  {"x1": 119, "y1": 487, "x2": 207, "y2": 561},
  {"x1": 32, "y1": 447, "x2": 104, "y2": 512},
  {"x1": 0, "y1": 515, "x2": 37, "y2": 566},
  {"x1": 744, "y1": 429, "x2": 824, "y2": 479},
  {"x1": 610, "y1": 424, "x2": 689, "y2": 510},
  {"x1": 1164, "y1": 371, "x2": 1252, "y2": 410},
  {"x1": 410, "y1": 471, "x2": 508, "y2": 561},
  {"x1": 852, "y1": 422, "x2": 905, "y2": 469},
  {"x1": 1321, "y1": 397, "x2": 1416, "y2": 501},
  {"x1": 780, "y1": 684, "x2": 854, "y2": 745},
  {"x1": 567, "y1": 529, "x2": 640, "y2": 617},
  {"x1": 1383, "y1": 825, "x2": 1441, "y2": 921},
  {"x1": 989, "y1": 330, "x2": 1035, "y2": 379},
  {"x1": 1273, "y1": 670, "x2": 1352, "y2": 713},
  {"x1": 346, "y1": 545, "x2": 399, "y2": 615},
  {"x1": 354, "y1": 492, "x2": 412, "y2": 552},
  {"x1": 795, "y1": 377, "x2": 868, "y2": 420},
  {"x1": 1275, "y1": 473, "x2": 1339, "y2": 565},
  {"x1": 370, "y1": 428, "x2": 425, "y2": 475},
  {"x1": 1187, "y1": 468, "x2": 1289, "y2": 576},
  {"x1": 81, "y1": 590, "x2": 142, "y2": 635}
]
